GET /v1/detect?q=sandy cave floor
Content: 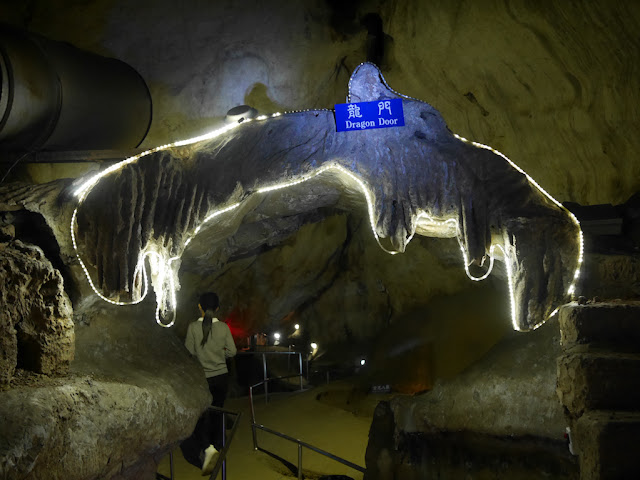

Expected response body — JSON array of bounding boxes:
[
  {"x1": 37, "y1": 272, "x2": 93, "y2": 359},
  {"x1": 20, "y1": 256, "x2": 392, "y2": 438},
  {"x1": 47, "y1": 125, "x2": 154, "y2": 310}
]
[{"x1": 157, "y1": 381, "x2": 394, "y2": 479}]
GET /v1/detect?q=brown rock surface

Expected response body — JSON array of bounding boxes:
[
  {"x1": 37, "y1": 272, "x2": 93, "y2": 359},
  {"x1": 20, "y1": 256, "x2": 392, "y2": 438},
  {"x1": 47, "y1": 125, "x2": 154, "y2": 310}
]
[
  {"x1": 573, "y1": 411, "x2": 640, "y2": 480},
  {"x1": 0, "y1": 303, "x2": 211, "y2": 480},
  {"x1": 364, "y1": 317, "x2": 578, "y2": 479},
  {"x1": 559, "y1": 301, "x2": 640, "y2": 353},
  {"x1": 0, "y1": 240, "x2": 74, "y2": 385},
  {"x1": 556, "y1": 352, "x2": 640, "y2": 418}
]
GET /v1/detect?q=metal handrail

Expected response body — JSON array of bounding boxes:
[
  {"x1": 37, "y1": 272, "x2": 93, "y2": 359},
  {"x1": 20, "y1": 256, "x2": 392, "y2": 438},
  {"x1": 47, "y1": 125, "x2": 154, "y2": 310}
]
[
  {"x1": 237, "y1": 350, "x2": 305, "y2": 402},
  {"x1": 205, "y1": 405, "x2": 242, "y2": 480},
  {"x1": 157, "y1": 406, "x2": 241, "y2": 480},
  {"x1": 249, "y1": 377, "x2": 366, "y2": 479}
]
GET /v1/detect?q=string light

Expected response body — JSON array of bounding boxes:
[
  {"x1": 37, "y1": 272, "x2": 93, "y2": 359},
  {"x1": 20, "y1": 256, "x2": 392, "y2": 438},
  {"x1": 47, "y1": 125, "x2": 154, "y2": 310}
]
[
  {"x1": 70, "y1": 62, "x2": 583, "y2": 333},
  {"x1": 350, "y1": 62, "x2": 583, "y2": 328},
  {"x1": 452, "y1": 132, "x2": 584, "y2": 301}
]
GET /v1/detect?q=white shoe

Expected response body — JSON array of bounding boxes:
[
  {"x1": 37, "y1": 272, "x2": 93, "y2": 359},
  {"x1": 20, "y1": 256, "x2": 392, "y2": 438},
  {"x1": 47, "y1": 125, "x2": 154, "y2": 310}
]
[{"x1": 201, "y1": 444, "x2": 219, "y2": 476}]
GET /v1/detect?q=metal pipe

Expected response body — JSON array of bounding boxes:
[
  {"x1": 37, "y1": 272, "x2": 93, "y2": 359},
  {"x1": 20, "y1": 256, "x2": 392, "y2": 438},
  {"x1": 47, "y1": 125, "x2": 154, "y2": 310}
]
[
  {"x1": 0, "y1": 24, "x2": 151, "y2": 151},
  {"x1": 252, "y1": 373, "x2": 301, "y2": 387},
  {"x1": 252, "y1": 423, "x2": 258, "y2": 451},
  {"x1": 297, "y1": 443, "x2": 303, "y2": 480},
  {"x1": 237, "y1": 351, "x2": 302, "y2": 355}
]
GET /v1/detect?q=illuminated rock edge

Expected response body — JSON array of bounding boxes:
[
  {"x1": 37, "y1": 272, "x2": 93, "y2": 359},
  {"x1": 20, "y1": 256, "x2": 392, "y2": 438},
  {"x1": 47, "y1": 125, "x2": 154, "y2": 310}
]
[{"x1": 73, "y1": 62, "x2": 582, "y2": 331}]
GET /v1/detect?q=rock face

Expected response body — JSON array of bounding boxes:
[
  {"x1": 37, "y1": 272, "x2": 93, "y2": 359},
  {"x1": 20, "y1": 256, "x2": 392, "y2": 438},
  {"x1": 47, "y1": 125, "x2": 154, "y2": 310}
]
[
  {"x1": 0, "y1": 239, "x2": 74, "y2": 385},
  {"x1": 365, "y1": 318, "x2": 578, "y2": 479},
  {"x1": 0, "y1": 189, "x2": 211, "y2": 479},
  {"x1": 0, "y1": 303, "x2": 211, "y2": 480}
]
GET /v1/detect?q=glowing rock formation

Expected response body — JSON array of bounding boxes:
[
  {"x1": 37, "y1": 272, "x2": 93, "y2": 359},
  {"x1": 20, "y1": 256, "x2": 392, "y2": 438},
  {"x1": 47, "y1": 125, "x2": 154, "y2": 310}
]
[{"x1": 73, "y1": 63, "x2": 582, "y2": 331}]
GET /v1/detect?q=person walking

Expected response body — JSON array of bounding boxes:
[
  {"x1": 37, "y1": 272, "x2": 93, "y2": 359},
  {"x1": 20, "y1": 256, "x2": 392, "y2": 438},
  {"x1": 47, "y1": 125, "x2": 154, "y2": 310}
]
[{"x1": 184, "y1": 292, "x2": 237, "y2": 475}]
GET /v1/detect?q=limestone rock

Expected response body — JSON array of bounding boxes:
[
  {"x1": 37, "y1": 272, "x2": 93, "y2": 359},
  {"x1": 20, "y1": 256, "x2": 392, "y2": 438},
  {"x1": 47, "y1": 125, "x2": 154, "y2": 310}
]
[
  {"x1": 0, "y1": 377, "x2": 196, "y2": 479},
  {"x1": 0, "y1": 239, "x2": 74, "y2": 385},
  {"x1": 559, "y1": 301, "x2": 640, "y2": 353},
  {"x1": 573, "y1": 411, "x2": 640, "y2": 480},
  {"x1": 390, "y1": 318, "x2": 566, "y2": 438},
  {"x1": 72, "y1": 63, "x2": 580, "y2": 332},
  {"x1": 557, "y1": 352, "x2": 640, "y2": 418},
  {"x1": 365, "y1": 318, "x2": 578, "y2": 478},
  {"x1": 0, "y1": 303, "x2": 211, "y2": 480}
]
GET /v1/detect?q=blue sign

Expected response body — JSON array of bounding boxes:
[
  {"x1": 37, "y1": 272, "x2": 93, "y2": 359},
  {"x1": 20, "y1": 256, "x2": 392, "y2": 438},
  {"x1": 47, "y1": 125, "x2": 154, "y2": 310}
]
[{"x1": 335, "y1": 98, "x2": 405, "y2": 132}]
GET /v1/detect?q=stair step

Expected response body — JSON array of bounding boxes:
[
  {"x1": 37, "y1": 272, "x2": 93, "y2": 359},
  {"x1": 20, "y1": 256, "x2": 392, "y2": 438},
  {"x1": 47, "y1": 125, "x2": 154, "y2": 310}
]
[
  {"x1": 573, "y1": 411, "x2": 640, "y2": 480},
  {"x1": 559, "y1": 302, "x2": 640, "y2": 354},
  {"x1": 557, "y1": 352, "x2": 640, "y2": 416}
]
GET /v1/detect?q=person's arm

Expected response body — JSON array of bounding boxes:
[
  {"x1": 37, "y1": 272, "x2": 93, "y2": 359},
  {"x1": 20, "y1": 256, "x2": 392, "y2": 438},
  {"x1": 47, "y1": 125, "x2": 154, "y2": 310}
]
[
  {"x1": 224, "y1": 325, "x2": 237, "y2": 358},
  {"x1": 185, "y1": 324, "x2": 196, "y2": 356}
]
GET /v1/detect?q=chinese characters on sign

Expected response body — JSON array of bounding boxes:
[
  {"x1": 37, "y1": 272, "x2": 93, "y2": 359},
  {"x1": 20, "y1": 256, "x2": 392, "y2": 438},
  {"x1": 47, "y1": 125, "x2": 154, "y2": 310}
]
[{"x1": 335, "y1": 98, "x2": 405, "y2": 132}]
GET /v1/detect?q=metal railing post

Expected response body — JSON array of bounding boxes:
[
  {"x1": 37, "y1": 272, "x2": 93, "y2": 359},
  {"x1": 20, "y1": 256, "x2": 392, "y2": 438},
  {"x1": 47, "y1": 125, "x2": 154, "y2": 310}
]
[
  {"x1": 206, "y1": 407, "x2": 242, "y2": 480},
  {"x1": 169, "y1": 451, "x2": 174, "y2": 480},
  {"x1": 249, "y1": 385, "x2": 258, "y2": 450},
  {"x1": 262, "y1": 353, "x2": 268, "y2": 404},
  {"x1": 221, "y1": 413, "x2": 227, "y2": 480},
  {"x1": 297, "y1": 443, "x2": 303, "y2": 480},
  {"x1": 298, "y1": 353, "x2": 303, "y2": 391}
]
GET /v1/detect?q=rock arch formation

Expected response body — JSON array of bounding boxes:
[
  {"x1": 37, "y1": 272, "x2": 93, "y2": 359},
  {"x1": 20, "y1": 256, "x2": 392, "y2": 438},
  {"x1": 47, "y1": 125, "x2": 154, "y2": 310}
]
[{"x1": 72, "y1": 63, "x2": 582, "y2": 331}]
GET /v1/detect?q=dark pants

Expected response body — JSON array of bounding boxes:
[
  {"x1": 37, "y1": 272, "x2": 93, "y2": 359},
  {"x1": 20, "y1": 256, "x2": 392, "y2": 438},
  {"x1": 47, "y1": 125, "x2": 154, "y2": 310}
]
[
  {"x1": 180, "y1": 373, "x2": 229, "y2": 468},
  {"x1": 207, "y1": 373, "x2": 229, "y2": 408}
]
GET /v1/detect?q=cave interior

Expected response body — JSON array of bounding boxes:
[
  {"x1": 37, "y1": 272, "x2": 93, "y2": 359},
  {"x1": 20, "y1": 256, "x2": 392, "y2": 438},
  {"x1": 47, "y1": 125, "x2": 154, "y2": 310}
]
[{"x1": 1, "y1": 1, "x2": 639, "y2": 479}]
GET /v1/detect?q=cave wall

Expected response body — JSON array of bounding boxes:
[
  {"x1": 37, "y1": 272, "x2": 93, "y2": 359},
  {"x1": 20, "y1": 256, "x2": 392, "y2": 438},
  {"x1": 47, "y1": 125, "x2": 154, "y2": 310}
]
[
  {"x1": 0, "y1": 189, "x2": 211, "y2": 479},
  {"x1": 0, "y1": 235, "x2": 74, "y2": 385},
  {"x1": 1, "y1": 0, "x2": 639, "y2": 206}
]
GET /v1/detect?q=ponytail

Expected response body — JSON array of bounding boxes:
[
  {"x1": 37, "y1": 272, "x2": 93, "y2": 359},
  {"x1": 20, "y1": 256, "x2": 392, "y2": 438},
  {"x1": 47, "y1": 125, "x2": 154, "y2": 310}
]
[
  {"x1": 200, "y1": 309, "x2": 215, "y2": 347},
  {"x1": 198, "y1": 292, "x2": 220, "y2": 347}
]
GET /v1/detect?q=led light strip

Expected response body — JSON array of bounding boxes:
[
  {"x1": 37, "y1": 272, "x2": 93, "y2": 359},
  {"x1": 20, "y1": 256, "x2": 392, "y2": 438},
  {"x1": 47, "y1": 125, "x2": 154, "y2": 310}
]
[
  {"x1": 71, "y1": 111, "x2": 375, "y2": 327},
  {"x1": 493, "y1": 243, "x2": 518, "y2": 330},
  {"x1": 72, "y1": 64, "x2": 582, "y2": 331},
  {"x1": 351, "y1": 61, "x2": 584, "y2": 311},
  {"x1": 188, "y1": 162, "x2": 393, "y2": 254},
  {"x1": 452, "y1": 132, "x2": 584, "y2": 300},
  {"x1": 71, "y1": 115, "x2": 268, "y2": 325},
  {"x1": 70, "y1": 207, "x2": 178, "y2": 326},
  {"x1": 414, "y1": 213, "x2": 495, "y2": 279}
]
